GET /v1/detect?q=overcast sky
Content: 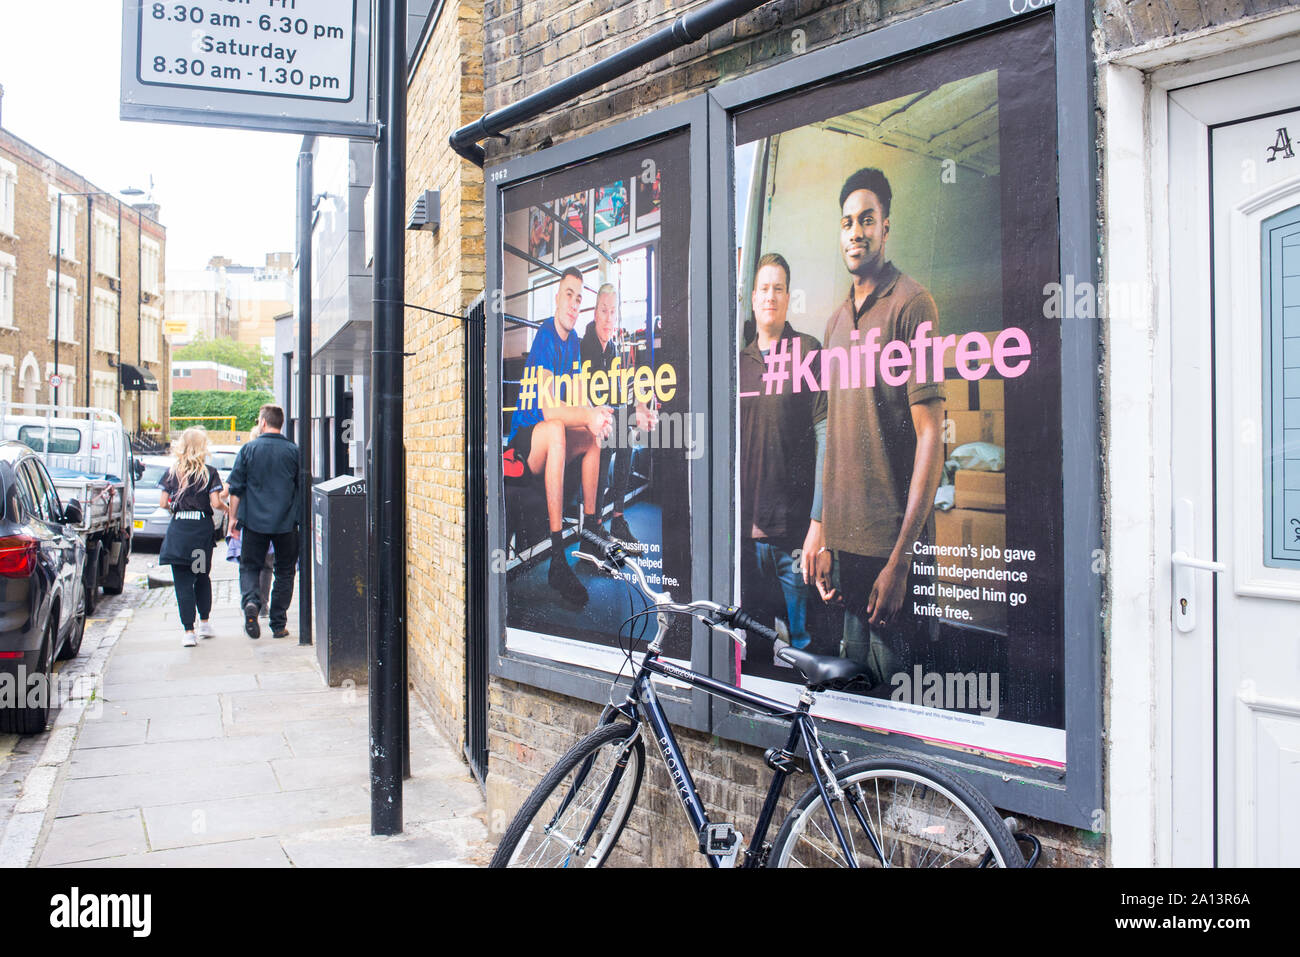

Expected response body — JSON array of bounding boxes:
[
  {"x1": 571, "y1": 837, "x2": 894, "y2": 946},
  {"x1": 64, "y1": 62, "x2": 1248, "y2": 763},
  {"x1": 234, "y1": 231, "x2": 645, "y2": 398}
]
[{"x1": 0, "y1": 0, "x2": 302, "y2": 271}]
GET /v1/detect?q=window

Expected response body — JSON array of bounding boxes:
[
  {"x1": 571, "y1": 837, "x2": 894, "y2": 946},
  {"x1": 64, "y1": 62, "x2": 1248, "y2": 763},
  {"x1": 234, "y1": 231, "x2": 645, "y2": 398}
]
[
  {"x1": 92, "y1": 371, "x2": 117, "y2": 411},
  {"x1": 47, "y1": 271, "x2": 78, "y2": 343},
  {"x1": 93, "y1": 289, "x2": 118, "y2": 353},
  {"x1": 0, "y1": 159, "x2": 15, "y2": 237},
  {"x1": 0, "y1": 251, "x2": 15, "y2": 328},
  {"x1": 176, "y1": 367, "x2": 192, "y2": 378},
  {"x1": 0, "y1": 355, "x2": 14, "y2": 405},
  {"x1": 142, "y1": 391, "x2": 160, "y2": 428},
  {"x1": 18, "y1": 425, "x2": 82, "y2": 455},
  {"x1": 48, "y1": 188, "x2": 78, "y2": 260},
  {"x1": 93, "y1": 212, "x2": 119, "y2": 278},
  {"x1": 141, "y1": 307, "x2": 160, "y2": 362},
  {"x1": 141, "y1": 238, "x2": 161, "y2": 297}
]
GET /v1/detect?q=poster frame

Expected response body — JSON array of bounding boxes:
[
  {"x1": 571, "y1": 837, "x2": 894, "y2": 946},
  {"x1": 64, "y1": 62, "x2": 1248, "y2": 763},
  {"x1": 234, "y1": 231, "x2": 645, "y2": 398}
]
[
  {"x1": 484, "y1": 98, "x2": 714, "y2": 734},
  {"x1": 705, "y1": 0, "x2": 1102, "y2": 829}
]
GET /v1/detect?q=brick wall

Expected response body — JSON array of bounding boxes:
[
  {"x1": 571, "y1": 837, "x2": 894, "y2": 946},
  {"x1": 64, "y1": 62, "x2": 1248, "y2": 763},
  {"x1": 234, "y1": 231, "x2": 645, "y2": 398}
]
[
  {"x1": 0, "y1": 129, "x2": 167, "y2": 431},
  {"x1": 1096, "y1": 0, "x2": 1298, "y2": 50},
  {"x1": 404, "y1": 0, "x2": 486, "y2": 750},
  {"x1": 475, "y1": 0, "x2": 1109, "y2": 866}
]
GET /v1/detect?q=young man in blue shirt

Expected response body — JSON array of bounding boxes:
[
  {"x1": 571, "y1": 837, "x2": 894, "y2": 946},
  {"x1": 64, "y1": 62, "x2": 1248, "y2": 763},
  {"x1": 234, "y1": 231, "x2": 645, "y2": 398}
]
[{"x1": 506, "y1": 267, "x2": 613, "y2": 605}]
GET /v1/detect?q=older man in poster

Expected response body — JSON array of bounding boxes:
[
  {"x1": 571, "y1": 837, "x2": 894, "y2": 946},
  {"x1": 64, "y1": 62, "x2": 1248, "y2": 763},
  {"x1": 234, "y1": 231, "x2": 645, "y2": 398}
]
[{"x1": 802, "y1": 167, "x2": 946, "y2": 685}]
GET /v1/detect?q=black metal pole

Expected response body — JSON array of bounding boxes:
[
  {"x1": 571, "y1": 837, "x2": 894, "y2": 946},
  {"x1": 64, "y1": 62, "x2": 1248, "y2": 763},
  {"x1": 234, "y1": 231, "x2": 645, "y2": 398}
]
[
  {"x1": 116, "y1": 202, "x2": 122, "y2": 418},
  {"x1": 85, "y1": 196, "x2": 92, "y2": 408},
  {"x1": 297, "y1": 151, "x2": 313, "y2": 648},
  {"x1": 54, "y1": 198, "x2": 61, "y2": 406},
  {"x1": 369, "y1": 0, "x2": 406, "y2": 836}
]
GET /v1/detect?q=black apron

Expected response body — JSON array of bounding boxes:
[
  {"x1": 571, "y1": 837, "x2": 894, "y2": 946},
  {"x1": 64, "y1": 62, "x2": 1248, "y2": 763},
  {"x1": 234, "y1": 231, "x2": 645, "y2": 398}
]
[{"x1": 160, "y1": 510, "x2": 216, "y2": 569}]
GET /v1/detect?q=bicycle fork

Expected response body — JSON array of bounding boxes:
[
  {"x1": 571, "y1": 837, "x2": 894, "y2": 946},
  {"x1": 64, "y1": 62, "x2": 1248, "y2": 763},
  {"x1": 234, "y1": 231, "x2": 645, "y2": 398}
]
[{"x1": 793, "y1": 704, "x2": 886, "y2": 868}]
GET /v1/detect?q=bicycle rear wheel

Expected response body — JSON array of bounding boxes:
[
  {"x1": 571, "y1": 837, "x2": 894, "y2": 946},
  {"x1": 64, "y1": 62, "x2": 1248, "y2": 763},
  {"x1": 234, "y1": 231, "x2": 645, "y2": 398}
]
[
  {"x1": 490, "y1": 722, "x2": 645, "y2": 868},
  {"x1": 770, "y1": 755, "x2": 1025, "y2": 868}
]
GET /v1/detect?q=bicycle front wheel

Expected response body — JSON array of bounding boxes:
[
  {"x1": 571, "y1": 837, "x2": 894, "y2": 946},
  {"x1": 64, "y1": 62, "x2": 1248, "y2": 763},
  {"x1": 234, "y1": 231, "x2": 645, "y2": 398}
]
[
  {"x1": 490, "y1": 722, "x2": 645, "y2": 868},
  {"x1": 770, "y1": 755, "x2": 1025, "y2": 868}
]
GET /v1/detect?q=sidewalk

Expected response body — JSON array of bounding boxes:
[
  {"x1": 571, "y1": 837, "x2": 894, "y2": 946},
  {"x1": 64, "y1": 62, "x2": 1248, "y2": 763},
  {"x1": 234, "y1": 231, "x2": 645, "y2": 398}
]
[{"x1": 4, "y1": 573, "x2": 489, "y2": 868}]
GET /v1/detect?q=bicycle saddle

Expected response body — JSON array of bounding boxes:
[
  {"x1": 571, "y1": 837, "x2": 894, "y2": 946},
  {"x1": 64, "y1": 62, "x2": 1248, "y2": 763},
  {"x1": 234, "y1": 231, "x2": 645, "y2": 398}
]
[{"x1": 775, "y1": 648, "x2": 870, "y2": 690}]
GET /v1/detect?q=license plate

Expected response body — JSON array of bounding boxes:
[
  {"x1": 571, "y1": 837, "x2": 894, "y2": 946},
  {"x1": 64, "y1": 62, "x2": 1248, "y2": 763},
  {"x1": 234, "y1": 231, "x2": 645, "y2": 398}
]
[{"x1": 133, "y1": 520, "x2": 144, "y2": 530}]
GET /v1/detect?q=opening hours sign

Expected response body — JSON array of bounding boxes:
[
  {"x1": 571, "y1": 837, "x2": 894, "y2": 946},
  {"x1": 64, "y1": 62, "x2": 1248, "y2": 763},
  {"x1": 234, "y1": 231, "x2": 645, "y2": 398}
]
[{"x1": 120, "y1": 0, "x2": 376, "y2": 138}]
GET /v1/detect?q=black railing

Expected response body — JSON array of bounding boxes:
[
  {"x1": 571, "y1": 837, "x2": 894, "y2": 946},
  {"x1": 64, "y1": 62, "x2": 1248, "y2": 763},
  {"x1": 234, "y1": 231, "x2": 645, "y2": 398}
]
[{"x1": 129, "y1": 432, "x2": 167, "y2": 455}]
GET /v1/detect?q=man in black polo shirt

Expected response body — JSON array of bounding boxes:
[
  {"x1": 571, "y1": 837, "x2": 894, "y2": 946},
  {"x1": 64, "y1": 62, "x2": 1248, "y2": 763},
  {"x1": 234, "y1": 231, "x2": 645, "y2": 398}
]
[
  {"x1": 739, "y1": 253, "x2": 826, "y2": 652},
  {"x1": 227, "y1": 404, "x2": 302, "y2": 640}
]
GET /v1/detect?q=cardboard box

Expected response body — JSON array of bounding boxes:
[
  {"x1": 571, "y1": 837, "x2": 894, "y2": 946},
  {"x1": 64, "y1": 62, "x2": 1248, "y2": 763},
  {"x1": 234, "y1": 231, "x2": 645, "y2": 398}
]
[
  {"x1": 931, "y1": 508, "x2": 1006, "y2": 582},
  {"x1": 978, "y1": 378, "x2": 1004, "y2": 410},
  {"x1": 944, "y1": 378, "x2": 976, "y2": 411},
  {"x1": 946, "y1": 410, "x2": 1005, "y2": 448},
  {"x1": 953, "y1": 470, "x2": 1006, "y2": 511}
]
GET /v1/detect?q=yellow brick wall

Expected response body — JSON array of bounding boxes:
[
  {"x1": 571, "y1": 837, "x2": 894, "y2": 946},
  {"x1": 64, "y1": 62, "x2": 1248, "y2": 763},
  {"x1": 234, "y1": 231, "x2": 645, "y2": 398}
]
[{"x1": 403, "y1": 0, "x2": 485, "y2": 750}]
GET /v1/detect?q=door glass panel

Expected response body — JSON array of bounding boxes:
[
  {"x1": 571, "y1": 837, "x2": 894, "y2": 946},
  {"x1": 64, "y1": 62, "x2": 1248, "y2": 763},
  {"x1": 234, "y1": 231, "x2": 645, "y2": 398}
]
[{"x1": 1264, "y1": 204, "x2": 1300, "y2": 567}]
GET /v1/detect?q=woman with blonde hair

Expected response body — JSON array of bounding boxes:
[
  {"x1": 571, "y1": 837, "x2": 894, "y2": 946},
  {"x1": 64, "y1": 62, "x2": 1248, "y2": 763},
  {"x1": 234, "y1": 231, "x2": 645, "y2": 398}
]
[{"x1": 157, "y1": 427, "x2": 226, "y2": 646}]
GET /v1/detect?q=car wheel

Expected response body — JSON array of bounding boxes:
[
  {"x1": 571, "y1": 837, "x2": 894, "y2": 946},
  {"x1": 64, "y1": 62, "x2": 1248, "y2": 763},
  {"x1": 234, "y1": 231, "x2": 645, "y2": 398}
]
[
  {"x1": 0, "y1": 618, "x2": 53, "y2": 735},
  {"x1": 82, "y1": 541, "x2": 99, "y2": 615},
  {"x1": 102, "y1": 538, "x2": 128, "y2": 595},
  {"x1": 56, "y1": 585, "x2": 86, "y2": 661}
]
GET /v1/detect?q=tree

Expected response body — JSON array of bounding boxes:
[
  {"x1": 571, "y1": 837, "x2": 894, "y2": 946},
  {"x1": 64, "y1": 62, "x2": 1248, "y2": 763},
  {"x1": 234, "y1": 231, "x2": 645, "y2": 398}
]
[
  {"x1": 170, "y1": 390, "x2": 275, "y2": 432},
  {"x1": 173, "y1": 336, "x2": 273, "y2": 391}
]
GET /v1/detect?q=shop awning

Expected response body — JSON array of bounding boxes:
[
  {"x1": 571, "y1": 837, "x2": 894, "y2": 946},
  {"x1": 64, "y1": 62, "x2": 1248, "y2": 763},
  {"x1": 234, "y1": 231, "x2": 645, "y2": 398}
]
[
  {"x1": 120, "y1": 363, "x2": 159, "y2": 392},
  {"x1": 311, "y1": 317, "x2": 371, "y2": 376}
]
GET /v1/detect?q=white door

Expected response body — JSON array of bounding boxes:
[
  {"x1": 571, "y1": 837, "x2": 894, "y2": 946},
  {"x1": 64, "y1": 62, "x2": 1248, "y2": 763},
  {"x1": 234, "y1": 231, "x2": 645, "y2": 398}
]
[{"x1": 1170, "y1": 60, "x2": 1300, "y2": 867}]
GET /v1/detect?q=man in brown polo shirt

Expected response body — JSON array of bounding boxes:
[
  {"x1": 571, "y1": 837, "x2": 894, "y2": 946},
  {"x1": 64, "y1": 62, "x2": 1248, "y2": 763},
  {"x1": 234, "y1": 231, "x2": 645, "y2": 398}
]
[{"x1": 802, "y1": 167, "x2": 946, "y2": 686}]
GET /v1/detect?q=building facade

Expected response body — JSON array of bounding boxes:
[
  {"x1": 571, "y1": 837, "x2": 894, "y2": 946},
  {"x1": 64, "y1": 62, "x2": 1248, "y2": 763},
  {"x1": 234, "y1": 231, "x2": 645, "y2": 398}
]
[
  {"x1": 0, "y1": 99, "x2": 168, "y2": 434},
  {"x1": 171, "y1": 360, "x2": 246, "y2": 393},
  {"x1": 379, "y1": 0, "x2": 1300, "y2": 868},
  {"x1": 165, "y1": 253, "x2": 292, "y2": 355}
]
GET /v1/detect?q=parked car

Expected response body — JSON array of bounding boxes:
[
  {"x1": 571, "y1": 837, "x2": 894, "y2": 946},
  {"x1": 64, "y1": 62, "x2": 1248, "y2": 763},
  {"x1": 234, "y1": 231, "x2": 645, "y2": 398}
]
[
  {"x1": 131, "y1": 455, "x2": 176, "y2": 547},
  {"x1": 0, "y1": 404, "x2": 135, "y2": 614},
  {"x1": 132, "y1": 454, "x2": 227, "y2": 547},
  {"x1": 0, "y1": 441, "x2": 88, "y2": 734}
]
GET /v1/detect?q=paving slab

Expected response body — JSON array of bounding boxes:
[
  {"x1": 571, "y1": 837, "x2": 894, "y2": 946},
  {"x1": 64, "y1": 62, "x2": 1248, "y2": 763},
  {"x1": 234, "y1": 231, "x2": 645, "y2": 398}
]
[
  {"x1": 144, "y1": 712, "x2": 225, "y2": 744},
  {"x1": 68, "y1": 733, "x2": 291, "y2": 779},
  {"x1": 53, "y1": 836, "x2": 292, "y2": 868},
  {"x1": 55, "y1": 763, "x2": 282, "y2": 816},
  {"x1": 142, "y1": 784, "x2": 369, "y2": 850},
  {"x1": 281, "y1": 819, "x2": 485, "y2": 868},
  {"x1": 76, "y1": 719, "x2": 150, "y2": 749},
  {"x1": 93, "y1": 693, "x2": 222, "y2": 723},
  {"x1": 38, "y1": 807, "x2": 149, "y2": 866}
]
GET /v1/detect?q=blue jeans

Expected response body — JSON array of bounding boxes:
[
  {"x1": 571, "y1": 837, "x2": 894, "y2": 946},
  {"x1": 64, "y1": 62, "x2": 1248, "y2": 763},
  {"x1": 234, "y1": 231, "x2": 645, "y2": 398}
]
[{"x1": 753, "y1": 540, "x2": 812, "y2": 649}]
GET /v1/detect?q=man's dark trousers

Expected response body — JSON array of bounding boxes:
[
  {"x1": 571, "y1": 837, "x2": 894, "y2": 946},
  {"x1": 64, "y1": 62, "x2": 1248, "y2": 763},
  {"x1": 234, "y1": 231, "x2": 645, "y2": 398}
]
[{"x1": 240, "y1": 529, "x2": 299, "y2": 632}]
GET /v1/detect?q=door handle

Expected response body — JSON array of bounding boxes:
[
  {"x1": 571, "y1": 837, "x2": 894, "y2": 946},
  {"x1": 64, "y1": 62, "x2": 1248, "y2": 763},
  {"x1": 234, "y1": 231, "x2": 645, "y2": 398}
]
[
  {"x1": 1173, "y1": 499, "x2": 1225, "y2": 634},
  {"x1": 1171, "y1": 552, "x2": 1226, "y2": 573}
]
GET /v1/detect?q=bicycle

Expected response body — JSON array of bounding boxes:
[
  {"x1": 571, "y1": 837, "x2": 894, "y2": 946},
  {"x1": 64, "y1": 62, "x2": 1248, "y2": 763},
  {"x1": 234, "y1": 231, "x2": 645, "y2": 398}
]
[{"x1": 490, "y1": 530, "x2": 1029, "y2": 868}]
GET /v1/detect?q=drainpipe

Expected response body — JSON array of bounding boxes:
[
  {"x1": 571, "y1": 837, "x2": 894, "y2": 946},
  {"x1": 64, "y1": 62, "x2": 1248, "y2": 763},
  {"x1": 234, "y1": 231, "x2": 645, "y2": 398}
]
[{"x1": 449, "y1": 0, "x2": 771, "y2": 166}]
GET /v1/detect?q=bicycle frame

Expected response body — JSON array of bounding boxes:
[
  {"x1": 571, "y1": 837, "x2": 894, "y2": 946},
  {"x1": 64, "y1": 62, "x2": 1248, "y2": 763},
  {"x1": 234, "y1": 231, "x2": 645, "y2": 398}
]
[{"x1": 596, "y1": 646, "x2": 868, "y2": 868}]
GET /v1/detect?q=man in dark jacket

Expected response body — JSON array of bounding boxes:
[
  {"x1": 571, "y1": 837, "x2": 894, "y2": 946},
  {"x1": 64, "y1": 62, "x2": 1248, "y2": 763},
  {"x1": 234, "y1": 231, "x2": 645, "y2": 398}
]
[{"x1": 226, "y1": 404, "x2": 302, "y2": 639}]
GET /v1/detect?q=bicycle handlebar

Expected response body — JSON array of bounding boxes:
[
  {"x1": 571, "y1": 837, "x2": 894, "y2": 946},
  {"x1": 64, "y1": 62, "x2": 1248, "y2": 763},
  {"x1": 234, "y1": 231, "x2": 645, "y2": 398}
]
[{"x1": 579, "y1": 529, "x2": 779, "y2": 643}]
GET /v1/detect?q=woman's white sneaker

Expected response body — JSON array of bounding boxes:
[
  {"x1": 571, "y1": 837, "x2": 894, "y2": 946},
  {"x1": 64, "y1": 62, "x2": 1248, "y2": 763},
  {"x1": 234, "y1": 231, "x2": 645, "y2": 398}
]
[
  {"x1": 197, "y1": 620, "x2": 215, "y2": 639},
  {"x1": 182, "y1": 630, "x2": 197, "y2": 647}
]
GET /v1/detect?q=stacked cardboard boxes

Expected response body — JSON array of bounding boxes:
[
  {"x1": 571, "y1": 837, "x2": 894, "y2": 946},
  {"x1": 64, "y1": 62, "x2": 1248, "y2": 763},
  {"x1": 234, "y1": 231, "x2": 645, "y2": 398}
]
[{"x1": 934, "y1": 363, "x2": 1008, "y2": 633}]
